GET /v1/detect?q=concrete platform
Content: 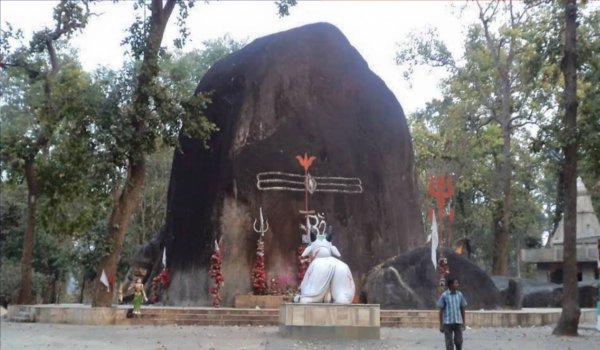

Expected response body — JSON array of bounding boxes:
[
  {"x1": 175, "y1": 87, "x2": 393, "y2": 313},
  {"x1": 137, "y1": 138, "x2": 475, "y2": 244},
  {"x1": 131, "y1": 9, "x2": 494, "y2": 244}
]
[
  {"x1": 6, "y1": 303, "x2": 598, "y2": 328},
  {"x1": 279, "y1": 303, "x2": 380, "y2": 340}
]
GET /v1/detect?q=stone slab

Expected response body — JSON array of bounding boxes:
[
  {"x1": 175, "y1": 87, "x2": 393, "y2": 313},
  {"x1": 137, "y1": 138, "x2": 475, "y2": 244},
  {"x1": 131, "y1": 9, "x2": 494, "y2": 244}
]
[{"x1": 279, "y1": 303, "x2": 380, "y2": 340}]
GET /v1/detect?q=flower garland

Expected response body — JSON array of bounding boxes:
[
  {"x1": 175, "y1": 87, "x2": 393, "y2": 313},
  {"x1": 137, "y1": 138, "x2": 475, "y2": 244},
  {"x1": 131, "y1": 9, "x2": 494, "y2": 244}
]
[
  {"x1": 209, "y1": 241, "x2": 224, "y2": 307},
  {"x1": 251, "y1": 239, "x2": 267, "y2": 295},
  {"x1": 150, "y1": 268, "x2": 171, "y2": 303}
]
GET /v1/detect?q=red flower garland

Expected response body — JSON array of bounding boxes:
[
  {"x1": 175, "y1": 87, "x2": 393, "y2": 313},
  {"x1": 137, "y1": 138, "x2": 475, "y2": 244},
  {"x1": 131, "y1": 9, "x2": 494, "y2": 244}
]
[
  {"x1": 150, "y1": 268, "x2": 171, "y2": 303},
  {"x1": 251, "y1": 239, "x2": 267, "y2": 295},
  {"x1": 209, "y1": 243, "x2": 224, "y2": 307}
]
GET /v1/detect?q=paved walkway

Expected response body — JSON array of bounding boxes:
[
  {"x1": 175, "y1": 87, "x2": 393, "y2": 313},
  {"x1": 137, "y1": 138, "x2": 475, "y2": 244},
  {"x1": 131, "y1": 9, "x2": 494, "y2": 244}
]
[{"x1": 1, "y1": 321, "x2": 598, "y2": 350}]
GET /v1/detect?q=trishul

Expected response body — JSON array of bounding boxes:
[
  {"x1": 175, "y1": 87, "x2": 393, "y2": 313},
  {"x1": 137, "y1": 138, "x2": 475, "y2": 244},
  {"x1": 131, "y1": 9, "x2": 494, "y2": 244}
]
[
  {"x1": 297, "y1": 152, "x2": 316, "y2": 212},
  {"x1": 428, "y1": 174, "x2": 454, "y2": 294},
  {"x1": 253, "y1": 207, "x2": 269, "y2": 238},
  {"x1": 428, "y1": 174, "x2": 454, "y2": 231}
]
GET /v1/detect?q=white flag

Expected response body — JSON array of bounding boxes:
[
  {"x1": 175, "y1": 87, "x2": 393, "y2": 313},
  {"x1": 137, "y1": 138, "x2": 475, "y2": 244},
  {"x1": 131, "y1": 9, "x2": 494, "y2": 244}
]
[
  {"x1": 162, "y1": 247, "x2": 167, "y2": 269},
  {"x1": 100, "y1": 269, "x2": 110, "y2": 292},
  {"x1": 431, "y1": 211, "x2": 438, "y2": 269}
]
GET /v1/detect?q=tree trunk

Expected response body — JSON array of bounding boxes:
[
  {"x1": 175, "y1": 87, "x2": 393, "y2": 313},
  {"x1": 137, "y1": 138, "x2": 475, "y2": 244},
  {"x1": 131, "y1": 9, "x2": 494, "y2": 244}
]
[
  {"x1": 17, "y1": 158, "x2": 38, "y2": 304},
  {"x1": 552, "y1": 170, "x2": 566, "y2": 236},
  {"x1": 92, "y1": 156, "x2": 146, "y2": 306},
  {"x1": 553, "y1": 0, "x2": 580, "y2": 336},
  {"x1": 478, "y1": 0, "x2": 515, "y2": 276},
  {"x1": 492, "y1": 77, "x2": 513, "y2": 276},
  {"x1": 91, "y1": 0, "x2": 176, "y2": 307},
  {"x1": 79, "y1": 273, "x2": 86, "y2": 304}
]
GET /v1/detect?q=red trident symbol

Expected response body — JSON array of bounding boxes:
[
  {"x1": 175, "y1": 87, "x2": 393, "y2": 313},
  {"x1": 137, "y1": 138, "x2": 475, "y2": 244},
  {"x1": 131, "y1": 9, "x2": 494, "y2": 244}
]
[
  {"x1": 428, "y1": 175, "x2": 454, "y2": 246},
  {"x1": 296, "y1": 153, "x2": 316, "y2": 173},
  {"x1": 428, "y1": 174, "x2": 454, "y2": 294},
  {"x1": 296, "y1": 153, "x2": 317, "y2": 212}
]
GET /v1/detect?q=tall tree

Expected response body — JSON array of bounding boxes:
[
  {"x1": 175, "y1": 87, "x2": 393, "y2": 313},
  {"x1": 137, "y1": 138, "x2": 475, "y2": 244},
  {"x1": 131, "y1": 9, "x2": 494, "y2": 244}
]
[
  {"x1": 397, "y1": 1, "x2": 558, "y2": 275},
  {"x1": 0, "y1": 0, "x2": 93, "y2": 304},
  {"x1": 473, "y1": 0, "x2": 541, "y2": 275},
  {"x1": 91, "y1": 0, "x2": 199, "y2": 307},
  {"x1": 92, "y1": 0, "x2": 296, "y2": 307},
  {"x1": 553, "y1": 0, "x2": 580, "y2": 336}
]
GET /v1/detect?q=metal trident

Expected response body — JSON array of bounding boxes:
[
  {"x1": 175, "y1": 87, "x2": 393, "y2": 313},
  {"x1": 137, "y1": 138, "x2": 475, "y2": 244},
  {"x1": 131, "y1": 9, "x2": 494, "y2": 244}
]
[{"x1": 253, "y1": 207, "x2": 269, "y2": 238}]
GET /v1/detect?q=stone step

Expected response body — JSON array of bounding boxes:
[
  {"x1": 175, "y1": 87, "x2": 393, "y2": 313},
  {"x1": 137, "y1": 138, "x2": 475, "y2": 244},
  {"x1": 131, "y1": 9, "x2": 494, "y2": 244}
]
[
  {"x1": 10, "y1": 309, "x2": 34, "y2": 322},
  {"x1": 139, "y1": 309, "x2": 279, "y2": 316},
  {"x1": 10, "y1": 315, "x2": 35, "y2": 323},
  {"x1": 138, "y1": 314, "x2": 278, "y2": 321},
  {"x1": 120, "y1": 318, "x2": 277, "y2": 326}
]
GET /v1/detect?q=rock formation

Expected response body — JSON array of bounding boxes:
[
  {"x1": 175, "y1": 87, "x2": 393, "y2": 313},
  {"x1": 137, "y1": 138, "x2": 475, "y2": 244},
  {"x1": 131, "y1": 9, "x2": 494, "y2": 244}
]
[
  {"x1": 159, "y1": 22, "x2": 423, "y2": 305},
  {"x1": 361, "y1": 247, "x2": 501, "y2": 309}
]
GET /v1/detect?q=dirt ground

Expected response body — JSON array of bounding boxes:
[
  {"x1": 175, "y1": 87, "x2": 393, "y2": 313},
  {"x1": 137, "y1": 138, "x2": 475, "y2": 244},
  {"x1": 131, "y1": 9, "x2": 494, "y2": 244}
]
[{"x1": 1, "y1": 321, "x2": 598, "y2": 350}]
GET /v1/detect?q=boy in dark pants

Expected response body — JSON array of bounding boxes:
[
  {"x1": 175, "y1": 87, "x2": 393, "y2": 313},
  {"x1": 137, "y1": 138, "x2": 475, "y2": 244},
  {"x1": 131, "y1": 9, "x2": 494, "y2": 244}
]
[{"x1": 437, "y1": 277, "x2": 467, "y2": 350}]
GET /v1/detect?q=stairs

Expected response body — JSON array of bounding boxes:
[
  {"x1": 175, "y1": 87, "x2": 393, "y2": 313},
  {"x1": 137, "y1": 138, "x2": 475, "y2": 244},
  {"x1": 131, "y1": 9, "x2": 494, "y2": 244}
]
[
  {"x1": 120, "y1": 307, "x2": 279, "y2": 326},
  {"x1": 118, "y1": 308, "x2": 438, "y2": 328},
  {"x1": 6, "y1": 304, "x2": 597, "y2": 328}
]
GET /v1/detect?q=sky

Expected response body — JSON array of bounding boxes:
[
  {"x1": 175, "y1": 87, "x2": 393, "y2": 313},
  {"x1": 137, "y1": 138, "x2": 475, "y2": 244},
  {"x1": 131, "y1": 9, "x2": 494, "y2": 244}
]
[{"x1": 0, "y1": 0, "x2": 479, "y2": 115}]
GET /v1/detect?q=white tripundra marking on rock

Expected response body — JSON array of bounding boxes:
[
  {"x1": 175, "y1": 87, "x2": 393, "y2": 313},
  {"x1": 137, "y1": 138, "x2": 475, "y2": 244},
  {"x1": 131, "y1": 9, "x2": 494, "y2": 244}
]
[{"x1": 256, "y1": 171, "x2": 363, "y2": 193}]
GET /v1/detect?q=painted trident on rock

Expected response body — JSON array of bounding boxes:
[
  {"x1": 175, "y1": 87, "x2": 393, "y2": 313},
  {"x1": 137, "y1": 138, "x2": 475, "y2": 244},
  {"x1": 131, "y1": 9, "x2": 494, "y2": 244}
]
[
  {"x1": 296, "y1": 153, "x2": 317, "y2": 212},
  {"x1": 428, "y1": 174, "x2": 455, "y2": 293},
  {"x1": 253, "y1": 207, "x2": 269, "y2": 238},
  {"x1": 428, "y1": 174, "x2": 454, "y2": 231},
  {"x1": 252, "y1": 207, "x2": 269, "y2": 294}
]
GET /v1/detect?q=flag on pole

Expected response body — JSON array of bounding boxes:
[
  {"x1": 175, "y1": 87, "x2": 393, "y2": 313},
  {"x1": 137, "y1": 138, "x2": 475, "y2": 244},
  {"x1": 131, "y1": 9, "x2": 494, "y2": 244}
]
[
  {"x1": 431, "y1": 210, "x2": 438, "y2": 269},
  {"x1": 162, "y1": 246, "x2": 167, "y2": 269},
  {"x1": 100, "y1": 269, "x2": 110, "y2": 292}
]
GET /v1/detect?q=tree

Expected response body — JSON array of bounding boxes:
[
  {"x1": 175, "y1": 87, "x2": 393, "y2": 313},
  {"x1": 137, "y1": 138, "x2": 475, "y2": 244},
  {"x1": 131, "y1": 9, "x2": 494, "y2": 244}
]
[
  {"x1": 91, "y1": 0, "x2": 204, "y2": 307},
  {"x1": 127, "y1": 37, "x2": 247, "y2": 247},
  {"x1": 472, "y1": 0, "x2": 545, "y2": 275},
  {"x1": 92, "y1": 0, "x2": 296, "y2": 307},
  {"x1": 553, "y1": 0, "x2": 580, "y2": 336},
  {"x1": 0, "y1": 0, "x2": 93, "y2": 304},
  {"x1": 397, "y1": 1, "x2": 571, "y2": 275}
]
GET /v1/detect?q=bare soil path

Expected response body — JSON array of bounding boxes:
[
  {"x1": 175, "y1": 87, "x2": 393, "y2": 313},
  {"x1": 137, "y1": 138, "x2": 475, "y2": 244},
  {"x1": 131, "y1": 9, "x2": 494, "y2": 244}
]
[{"x1": 1, "y1": 321, "x2": 598, "y2": 350}]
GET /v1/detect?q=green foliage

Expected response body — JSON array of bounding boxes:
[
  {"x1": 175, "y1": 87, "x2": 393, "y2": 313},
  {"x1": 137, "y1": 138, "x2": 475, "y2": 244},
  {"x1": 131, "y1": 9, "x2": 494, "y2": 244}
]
[
  {"x1": 122, "y1": 0, "x2": 197, "y2": 59},
  {"x1": 400, "y1": 1, "x2": 600, "y2": 272},
  {"x1": 0, "y1": 258, "x2": 50, "y2": 307},
  {"x1": 275, "y1": 0, "x2": 297, "y2": 18},
  {"x1": 396, "y1": 28, "x2": 456, "y2": 84}
]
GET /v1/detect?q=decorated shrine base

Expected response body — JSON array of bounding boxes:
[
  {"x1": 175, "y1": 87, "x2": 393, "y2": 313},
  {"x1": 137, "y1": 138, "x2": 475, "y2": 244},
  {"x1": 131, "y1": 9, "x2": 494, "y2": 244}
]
[
  {"x1": 234, "y1": 294, "x2": 288, "y2": 309},
  {"x1": 279, "y1": 303, "x2": 381, "y2": 340},
  {"x1": 6, "y1": 304, "x2": 598, "y2": 329}
]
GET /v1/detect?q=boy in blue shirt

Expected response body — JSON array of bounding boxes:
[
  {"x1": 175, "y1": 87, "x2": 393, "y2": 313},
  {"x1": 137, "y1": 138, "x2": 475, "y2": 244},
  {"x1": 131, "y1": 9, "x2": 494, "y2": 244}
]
[{"x1": 437, "y1": 277, "x2": 467, "y2": 350}]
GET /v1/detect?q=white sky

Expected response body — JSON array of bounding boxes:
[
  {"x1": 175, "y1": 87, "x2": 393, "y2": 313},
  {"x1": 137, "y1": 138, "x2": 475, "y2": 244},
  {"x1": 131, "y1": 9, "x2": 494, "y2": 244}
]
[{"x1": 0, "y1": 0, "x2": 479, "y2": 115}]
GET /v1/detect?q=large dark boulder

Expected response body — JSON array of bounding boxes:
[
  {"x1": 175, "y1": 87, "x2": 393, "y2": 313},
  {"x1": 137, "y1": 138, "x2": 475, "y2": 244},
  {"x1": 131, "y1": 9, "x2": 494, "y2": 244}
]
[
  {"x1": 361, "y1": 247, "x2": 501, "y2": 309},
  {"x1": 521, "y1": 280, "x2": 597, "y2": 308},
  {"x1": 491, "y1": 276, "x2": 524, "y2": 309},
  {"x1": 160, "y1": 23, "x2": 423, "y2": 305}
]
